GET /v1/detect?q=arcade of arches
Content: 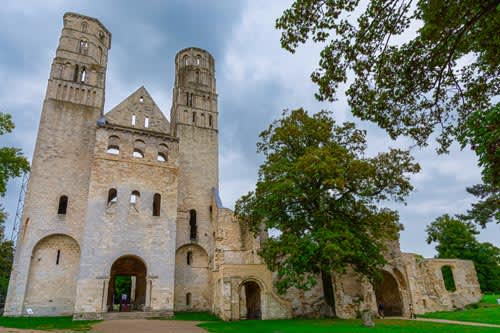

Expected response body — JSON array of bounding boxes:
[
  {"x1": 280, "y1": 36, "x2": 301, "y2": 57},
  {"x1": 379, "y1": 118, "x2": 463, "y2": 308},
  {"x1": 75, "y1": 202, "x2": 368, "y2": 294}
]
[{"x1": 107, "y1": 256, "x2": 147, "y2": 312}]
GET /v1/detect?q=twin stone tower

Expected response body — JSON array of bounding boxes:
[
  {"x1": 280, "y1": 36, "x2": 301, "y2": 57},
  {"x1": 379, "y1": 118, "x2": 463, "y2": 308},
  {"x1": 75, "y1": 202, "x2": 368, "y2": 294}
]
[{"x1": 4, "y1": 13, "x2": 482, "y2": 320}]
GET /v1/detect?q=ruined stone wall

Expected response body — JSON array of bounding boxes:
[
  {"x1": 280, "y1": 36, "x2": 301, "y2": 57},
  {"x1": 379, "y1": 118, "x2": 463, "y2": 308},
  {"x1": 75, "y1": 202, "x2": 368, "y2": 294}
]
[
  {"x1": 402, "y1": 254, "x2": 481, "y2": 314},
  {"x1": 23, "y1": 235, "x2": 81, "y2": 315},
  {"x1": 174, "y1": 244, "x2": 210, "y2": 311},
  {"x1": 73, "y1": 125, "x2": 179, "y2": 317},
  {"x1": 4, "y1": 13, "x2": 111, "y2": 316}
]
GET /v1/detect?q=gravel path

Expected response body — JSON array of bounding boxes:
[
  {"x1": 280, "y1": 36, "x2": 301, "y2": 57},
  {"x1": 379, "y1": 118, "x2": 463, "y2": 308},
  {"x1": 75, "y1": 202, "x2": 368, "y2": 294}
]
[{"x1": 92, "y1": 319, "x2": 206, "y2": 333}]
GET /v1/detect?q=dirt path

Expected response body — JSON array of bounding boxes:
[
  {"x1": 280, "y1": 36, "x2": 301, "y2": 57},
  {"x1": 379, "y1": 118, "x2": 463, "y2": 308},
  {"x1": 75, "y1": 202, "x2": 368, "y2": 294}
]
[
  {"x1": 389, "y1": 317, "x2": 500, "y2": 328},
  {"x1": 92, "y1": 319, "x2": 206, "y2": 333}
]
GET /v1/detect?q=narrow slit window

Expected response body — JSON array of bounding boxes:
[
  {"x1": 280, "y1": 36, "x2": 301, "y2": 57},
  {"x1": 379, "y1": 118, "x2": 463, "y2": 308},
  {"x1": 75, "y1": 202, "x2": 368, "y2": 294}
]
[
  {"x1": 107, "y1": 188, "x2": 117, "y2": 205},
  {"x1": 80, "y1": 68, "x2": 87, "y2": 83},
  {"x1": 56, "y1": 249, "x2": 61, "y2": 265},
  {"x1": 192, "y1": 112, "x2": 196, "y2": 124},
  {"x1": 189, "y1": 209, "x2": 197, "y2": 241},
  {"x1": 153, "y1": 193, "x2": 161, "y2": 216},
  {"x1": 209, "y1": 115, "x2": 213, "y2": 127},
  {"x1": 187, "y1": 251, "x2": 193, "y2": 265},
  {"x1": 58, "y1": 195, "x2": 68, "y2": 215},
  {"x1": 186, "y1": 293, "x2": 192, "y2": 306},
  {"x1": 132, "y1": 114, "x2": 136, "y2": 126},
  {"x1": 144, "y1": 117, "x2": 149, "y2": 128},
  {"x1": 73, "y1": 65, "x2": 79, "y2": 82}
]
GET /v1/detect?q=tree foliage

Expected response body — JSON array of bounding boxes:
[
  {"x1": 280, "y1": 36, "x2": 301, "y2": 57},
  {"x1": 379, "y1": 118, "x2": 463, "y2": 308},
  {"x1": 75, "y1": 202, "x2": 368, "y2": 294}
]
[
  {"x1": 426, "y1": 214, "x2": 500, "y2": 292},
  {"x1": 235, "y1": 109, "x2": 420, "y2": 314},
  {"x1": 276, "y1": 0, "x2": 500, "y2": 153},
  {"x1": 459, "y1": 104, "x2": 499, "y2": 226},
  {"x1": 0, "y1": 112, "x2": 29, "y2": 301}
]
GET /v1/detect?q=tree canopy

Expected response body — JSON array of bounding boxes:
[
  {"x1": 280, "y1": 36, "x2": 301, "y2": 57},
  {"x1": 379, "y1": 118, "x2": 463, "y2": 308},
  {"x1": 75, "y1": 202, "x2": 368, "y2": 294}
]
[
  {"x1": 426, "y1": 214, "x2": 500, "y2": 292},
  {"x1": 0, "y1": 112, "x2": 29, "y2": 301},
  {"x1": 235, "y1": 109, "x2": 420, "y2": 314},
  {"x1": 276, "y1": 0, "x2": 500, "y2": 153}
]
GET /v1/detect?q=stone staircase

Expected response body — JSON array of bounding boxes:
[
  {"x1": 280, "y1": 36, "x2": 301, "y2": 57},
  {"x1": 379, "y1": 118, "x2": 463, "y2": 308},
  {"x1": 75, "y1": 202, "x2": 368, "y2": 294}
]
[{"x1": 102, "y1": 311, "x2": 174, "y2": 320}]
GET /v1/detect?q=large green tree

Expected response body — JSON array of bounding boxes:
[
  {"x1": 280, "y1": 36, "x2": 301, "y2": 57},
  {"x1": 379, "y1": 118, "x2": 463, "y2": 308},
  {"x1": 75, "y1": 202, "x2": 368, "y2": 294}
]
[
  {"x1": 276, "y1": 0, "x2": 500, "y2": 225},
  {"x1": 235, "y1": 109, "x2": 420, "y2": 315},
  {"x1": 426, "y1": 214, "x2": 500, "y2": 292},
  {"x1": 0, "y1": 112, "x2": 30, "y2": 302}
]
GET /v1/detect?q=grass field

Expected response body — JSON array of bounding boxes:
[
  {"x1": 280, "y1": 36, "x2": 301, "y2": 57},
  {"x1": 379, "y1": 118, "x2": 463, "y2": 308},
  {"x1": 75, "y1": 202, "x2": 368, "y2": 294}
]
[
  {"x1": 420, "y1": 294, "x2": 500, "y2": 325},
  {"x1": 0, "y1": 315, "x2": 99, "y2": 331},
  {"x1": 199, "y1": 319, "x2": 500, "y2": 333}
]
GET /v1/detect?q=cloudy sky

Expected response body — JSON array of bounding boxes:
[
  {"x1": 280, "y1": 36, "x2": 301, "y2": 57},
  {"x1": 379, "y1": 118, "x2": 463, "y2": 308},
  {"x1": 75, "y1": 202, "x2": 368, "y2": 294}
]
[{"x1": 1, "y1": 0, "x2": 497, "y2": 257}]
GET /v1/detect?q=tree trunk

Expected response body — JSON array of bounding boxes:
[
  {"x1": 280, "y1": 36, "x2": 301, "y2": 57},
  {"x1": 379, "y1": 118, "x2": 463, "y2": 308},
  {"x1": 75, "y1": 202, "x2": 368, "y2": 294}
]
[{"x1": 321, "y1": 270, "x2": 336, "y2": 317}]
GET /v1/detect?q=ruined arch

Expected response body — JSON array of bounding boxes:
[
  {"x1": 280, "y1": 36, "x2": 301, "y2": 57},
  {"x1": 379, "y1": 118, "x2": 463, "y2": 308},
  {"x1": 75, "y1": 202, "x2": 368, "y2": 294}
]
[
  {"x1": 374, "y1": 270, "x2": 404, "y2": 316},
  {"x1": 107, "y1": 255, "x2": 147, "y2": 312},
  {"x1": 238, "y1": 277, "x2": 264, "y2": 320},
  {"x1": 24, "y1": 234, "x2": 81, "y2": 315},
  {"x1": 174, "y1": 244, "x2": 209, "y2": 311}
]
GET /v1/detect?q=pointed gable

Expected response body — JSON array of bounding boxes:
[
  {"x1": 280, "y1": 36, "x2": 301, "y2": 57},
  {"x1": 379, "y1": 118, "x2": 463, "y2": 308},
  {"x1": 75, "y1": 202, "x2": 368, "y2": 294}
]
[{"x1": 105, "y1": 86, "x2": 170, "y2": 134}]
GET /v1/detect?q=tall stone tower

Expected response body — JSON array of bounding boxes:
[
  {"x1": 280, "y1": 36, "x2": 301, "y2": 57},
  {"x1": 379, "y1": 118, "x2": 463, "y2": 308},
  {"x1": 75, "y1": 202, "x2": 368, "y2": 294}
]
[
  {"x1": 170, "y1": 48, "x2": 218, "y2": 310},
  {"x1": 4, "y1": 13, "x2": 111, "y2": 316}
]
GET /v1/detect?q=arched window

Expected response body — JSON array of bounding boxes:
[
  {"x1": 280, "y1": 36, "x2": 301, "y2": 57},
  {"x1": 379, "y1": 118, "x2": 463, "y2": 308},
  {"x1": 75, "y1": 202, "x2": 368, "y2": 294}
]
[
  {"x1": 81, "y1": 21, "x2": 88, "y2": 33},
  {"x1": 80, "y1": 67, "x2": 87, "y2": 83},
  {"x1": 195, "y1": 70, "x2": 200, "y2": 82},
  {"x1": 130, "y1": 190, "x2": 140, "y2": 204},
  {"x1": 157, "y1": 152, "x2": 167, "y2": 162},
  {"x1": 58, "y1": 195, "x2": 68, "y2": 215},
  {"x1": 183, "y1": 55, "x2": 189, "y2": 66},
  {"x1": 73, "y1": 64, "x2": 79, "y2": 82},
  {"x1": 187, "y1": 251, "x2": 193, "y2": 265},
  {"x1": 133, "y1": 148, "x2": 144, "y2": 158},
  {"x1": 79, "y1": 39, "x2": 88, "y2": 54},
  {"x1": 186, "y1": 292, "x2": 192, "y2": 306},
  {"x1": 441, "y1": 266, "x2": 456, "y2": 292},
  {"x1": 133, "y1": 139, "x2": 145, "y2": 158},
  {"x1": 157, "y1": 144, "x2": 168, "y2": 162},
  {"x1": 196, "y1": 55, "x2": 201, "y2": 65},
  {"x1": 189, "y1": 209, "x2": 197, "y2": 241},
  {"x1": 107, "y1": 188, "x2": 117, "y2": 205},
  {"x1": 106, "y1": 135, "x2": 120, "y2": 155},
  {"x1": 153, "y1": 193, "x2": 161, "y2": 216}
]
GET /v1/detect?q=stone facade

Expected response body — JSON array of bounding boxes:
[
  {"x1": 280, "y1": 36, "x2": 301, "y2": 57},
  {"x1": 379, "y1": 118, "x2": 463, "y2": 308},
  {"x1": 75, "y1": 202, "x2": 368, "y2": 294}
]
[{"x1": 4, "y1": 12, "x2": 482, "y2": 320}]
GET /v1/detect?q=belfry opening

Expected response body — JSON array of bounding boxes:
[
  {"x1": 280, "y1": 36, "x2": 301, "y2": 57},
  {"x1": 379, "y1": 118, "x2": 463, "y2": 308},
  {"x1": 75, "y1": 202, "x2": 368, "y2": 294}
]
[{"x1": 107, "y1": 256, "x2": 147, "y2": 312}]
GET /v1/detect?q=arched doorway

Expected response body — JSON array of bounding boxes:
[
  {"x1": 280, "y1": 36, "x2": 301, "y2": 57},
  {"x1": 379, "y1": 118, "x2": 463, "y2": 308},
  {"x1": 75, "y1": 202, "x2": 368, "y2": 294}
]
[
  {"x1": 374, "y1": 271, "x2": 403, "y2": 316},
  {"x1": 240, "y1": 281, "x2": 261, "y2": 320},
  {"x1": 107, "y1": 255, "x2": 147, "y2": 312}
]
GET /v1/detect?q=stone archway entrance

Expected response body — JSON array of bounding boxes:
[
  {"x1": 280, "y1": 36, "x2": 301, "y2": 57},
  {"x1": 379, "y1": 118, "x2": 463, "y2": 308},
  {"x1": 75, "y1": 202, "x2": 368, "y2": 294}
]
[
  {"x1": 107, "y1": 255, "x2": 147, "y2": 312},
  {"x1": 374, "y1": 271, "x2": 403, "y2": 316},
  {"x1": 240, "y1": 281, "x2": 261, "y2": 320}
]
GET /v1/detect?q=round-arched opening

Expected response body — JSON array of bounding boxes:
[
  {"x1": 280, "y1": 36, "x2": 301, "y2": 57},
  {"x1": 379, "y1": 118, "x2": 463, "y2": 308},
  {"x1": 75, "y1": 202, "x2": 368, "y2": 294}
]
[
  {"x1": 107, "y1": 255, "x2": 147, "y2": 312},
  {"x1": 374, "y1": 271, "x2": 403, "y2": 316},
  {"x1": 240, "y1": 280, "x2": 262, "y2": 320}
]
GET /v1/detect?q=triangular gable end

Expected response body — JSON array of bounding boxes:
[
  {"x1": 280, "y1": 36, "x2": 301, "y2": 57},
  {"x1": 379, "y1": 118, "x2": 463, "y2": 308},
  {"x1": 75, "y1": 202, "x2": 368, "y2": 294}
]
[{"x1": 105, "y1": 86, "x2": 170, "y2": 134}]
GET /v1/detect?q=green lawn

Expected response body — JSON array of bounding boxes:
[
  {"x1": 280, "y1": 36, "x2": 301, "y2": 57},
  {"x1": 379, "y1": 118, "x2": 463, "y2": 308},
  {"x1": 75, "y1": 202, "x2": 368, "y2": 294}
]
[
  {"x1": 0, "y1": 315, "x2": 99, "y2": 331},
  {"x1": 199, "y1": 319, "x2": 500, "y2": 333},
  {"x1": 420, "y1": 294, "x2": 500, "y2": 325}
]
